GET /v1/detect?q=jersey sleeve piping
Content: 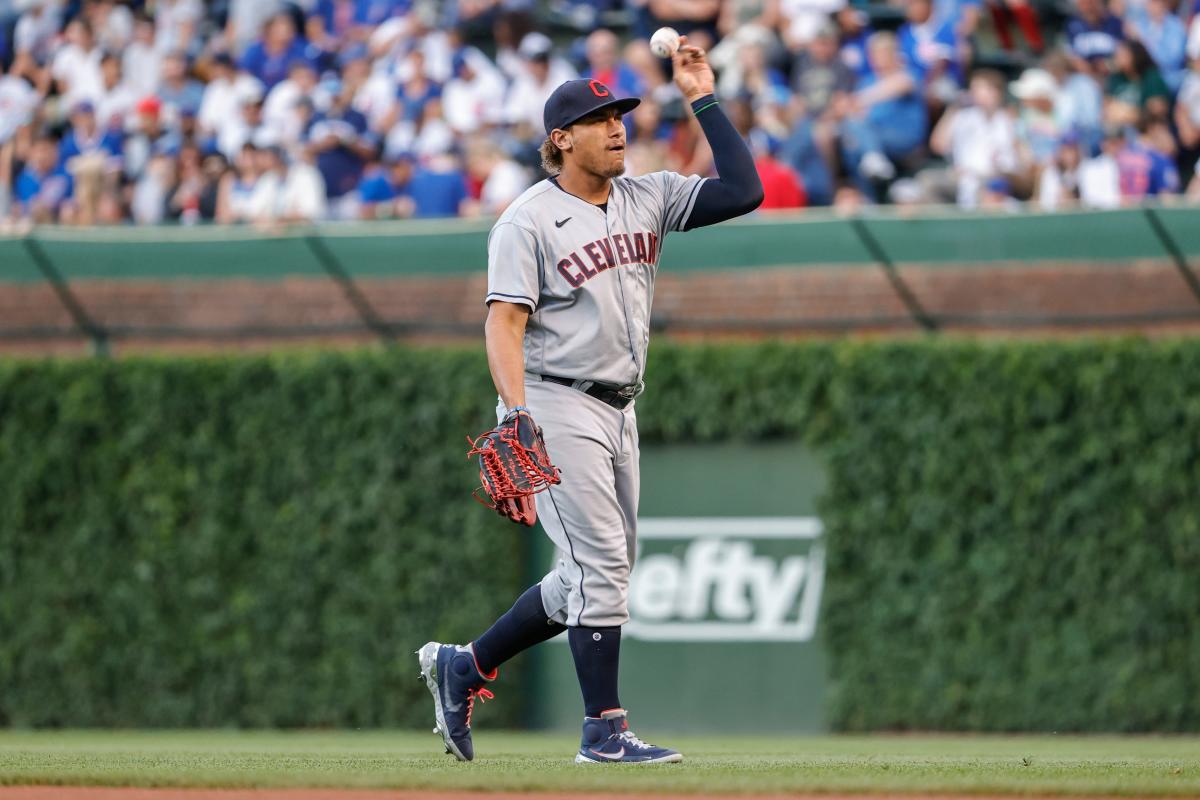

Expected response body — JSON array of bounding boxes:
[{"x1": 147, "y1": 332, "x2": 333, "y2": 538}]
[
  {"x1": 485, "y1": 291, "x2": 537, "y2": 310},
  {"x1": 671, "y1": 177, "x2": 707, "y2": 232}
]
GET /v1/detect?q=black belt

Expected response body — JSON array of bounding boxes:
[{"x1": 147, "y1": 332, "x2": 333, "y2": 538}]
[{"x1": 539, "y1": 375, "x2": 639, "y2": 409}]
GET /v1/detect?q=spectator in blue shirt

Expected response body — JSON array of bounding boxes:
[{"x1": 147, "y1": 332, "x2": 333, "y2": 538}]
[
  {"x1": 841, "y1": 31, "x2": 928, "y2": 198},
  {"x1": 1066, "y1": 0, "x2": 1123, "y2": 66},
  {"x1": 306, "y1": 82, "x2": 377, "y2": 217},
  {"x1": 16, "y1": 136, "x2": 73, "y2": 222},
  {"x1": 58, "y1": 101, "x2": 123, "y2": 170},
  {"x1": 1128, "y1": 0, "x2": 1188, "y2": 91},
  {"x1": 836, "y1": 7, "x2": 875, "y2": 83},
  {"x1": 240, "y1": 13, "x2": 315, "y2": 90},
  {"x1": 898, "y1": 0, "x2": 964, "y2": 86},
  {"x1": 358, "y1": 155, "x2": 415, "y2": 218},
  {"x1": 157, "y1": 51, "x2": 206, "y2": 126},
  {"x1": 1117, "y1": 117, "x2": 1180, "y2": 198},
  {"x1": 407, "y1": 154, "x2": 470, "y2": 218},
  {"x1": 354, "y1": 0, "x2": 410, "y2": 27}
]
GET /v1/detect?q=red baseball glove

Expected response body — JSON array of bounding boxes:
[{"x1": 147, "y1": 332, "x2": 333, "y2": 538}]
[{"x1": 467, "y1": 407, "x2": 561, "y2": 526}]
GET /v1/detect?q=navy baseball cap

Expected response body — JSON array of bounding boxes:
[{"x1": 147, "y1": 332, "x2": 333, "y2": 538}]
[{"x1": 543, "y1": 79, "x2": 640, "y2": 136}]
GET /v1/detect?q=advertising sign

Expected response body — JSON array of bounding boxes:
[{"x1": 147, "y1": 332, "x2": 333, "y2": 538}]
[{"x1": 528, "y1": 442, "x2": 828, "y2": 733}]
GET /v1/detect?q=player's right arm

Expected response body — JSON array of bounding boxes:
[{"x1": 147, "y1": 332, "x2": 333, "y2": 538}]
[
  {"x1": 484, "y1": 219, "x2": 540, "y2": 409},
  {"x1": 485, "y1": 301, "x2": 530, "y2": 409}
]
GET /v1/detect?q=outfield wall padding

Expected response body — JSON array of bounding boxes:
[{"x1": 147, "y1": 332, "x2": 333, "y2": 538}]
[{"x1": 1, "y1": 340, "x2": 1197, "y2": 730}]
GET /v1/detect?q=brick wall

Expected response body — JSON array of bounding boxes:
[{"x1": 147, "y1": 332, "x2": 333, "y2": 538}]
[{"x1": 2, "y1": 259, "x2": 1198, "y2": 355}]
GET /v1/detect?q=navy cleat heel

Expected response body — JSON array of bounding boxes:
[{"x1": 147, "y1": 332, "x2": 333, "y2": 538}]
[
  {"x1": 574, "y1": 709, "x2": 683, "y2": 764},
  {"x1": 416, "y1": 641, "x2": 497, "y2": 762}
]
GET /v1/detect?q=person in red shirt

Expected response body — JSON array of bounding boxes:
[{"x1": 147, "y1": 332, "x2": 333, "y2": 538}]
[{"x1": 755, "y1": 140, "x2": 807, "y2": 209}]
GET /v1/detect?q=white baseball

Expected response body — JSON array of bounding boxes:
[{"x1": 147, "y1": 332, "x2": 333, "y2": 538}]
[{"x1": 649, "y1": 26, "x2": 680, "y2": 59}]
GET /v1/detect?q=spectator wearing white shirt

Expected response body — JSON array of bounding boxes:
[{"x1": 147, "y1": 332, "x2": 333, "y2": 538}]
[
  {"x1": 199, "y1": 54, "x2": 264, "y2": 149},
  {"x1": 154, "y1": 0, "x2": 203, "y2": 56},
  {"x1": 1036, "y1": 134, "x2": 1084, "y2": 210},
  {"x1": 0, "y1": 60, "x2": 38, "y2": 146},
  {"x1": 442, "y1": 48, "x2": 506, "y2": 135},
  {"x1": 263, "y1": 60, "x2": 326, "y2": 151},
  {"x1": 1077, "y1": 125, "x2": 1123, "y2": 208},
  {"x1": 13, "y1": 1, "x2": 61, "y2": 65},
  {"x1": 931, "y1": 69, "x2": 1018, "y2": 208},
  {"x1": 51, "y1": 17, "x2": 104, "y2": 111},
  {"x1": 85, "y1": 0, "x2": 133, "y2": 53},
  {"x1": 778, "y1": 0, "x2": 848, "y2": 47},
  {"x1": 94, "y1": 53, "x2": 137, "y2": 133},
  {"x1": 504, "y1": 32, "x2": 578, "y2": 133},
  {"x1": 122, "y1": 15, "x2": 162, "y2": 98},
  {"x1": 278, "y1": 148, "x2": 328, "y2": 222},
  {"x1": 463, "y1": 136, "x2": 531, "y2": 216}
]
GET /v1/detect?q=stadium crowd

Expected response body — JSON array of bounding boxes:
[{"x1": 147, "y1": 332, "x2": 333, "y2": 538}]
[{"x1": 1, "y1": 0, "x2": 1200, "y2": 226}]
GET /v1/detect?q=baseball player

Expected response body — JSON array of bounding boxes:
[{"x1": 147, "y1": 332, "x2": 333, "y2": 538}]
[{"x1": 419, "y1": 36, "x2": 763, "y2": 764}]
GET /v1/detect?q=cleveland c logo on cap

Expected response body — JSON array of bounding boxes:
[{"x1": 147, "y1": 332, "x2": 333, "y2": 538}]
[{"x1": 588, "y1": 80, "x2": 610, "y2": 98}]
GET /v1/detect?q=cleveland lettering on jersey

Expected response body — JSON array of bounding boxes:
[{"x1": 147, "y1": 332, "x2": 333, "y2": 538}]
[{"x1": 555, "y1": 230, "x2": 659, "y2": 288}]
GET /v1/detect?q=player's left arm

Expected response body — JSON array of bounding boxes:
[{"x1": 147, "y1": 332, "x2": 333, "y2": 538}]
[{"x1": 671, "y1": 36, "x2": 764, "y2": 229}]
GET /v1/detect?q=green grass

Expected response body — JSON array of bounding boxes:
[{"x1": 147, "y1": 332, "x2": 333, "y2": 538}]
[{"x1": 0, "y1": 731, "x2": 1197, "y2": 795}]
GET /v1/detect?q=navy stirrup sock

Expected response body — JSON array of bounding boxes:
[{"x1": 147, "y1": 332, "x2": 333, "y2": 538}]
[
  {"x1": 568, "y1": 625, "x2": 622, "y2": 717},
  {"x1": 472, "y1": 584, "x2": 566, "y2": 675}
]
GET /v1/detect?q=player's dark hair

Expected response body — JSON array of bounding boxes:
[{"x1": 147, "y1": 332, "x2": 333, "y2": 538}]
[{"x1": 539, "y1": 136, "x2": 563, "y2": 175}]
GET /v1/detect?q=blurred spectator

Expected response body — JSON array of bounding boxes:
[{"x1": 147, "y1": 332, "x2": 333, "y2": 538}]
[
  {"x1": 95, "y1": 53, "x2": 137, "y2": 134},
  {"x1": 1036, "y1": 134, "x2": 1084, "y2": 210},
  {"x1": 226, "y1": 0, "x2": 285, "y2": 56},
  {"x1": 217, "y1": 92, "x2": 267, "y2": 160},
  {"x1": 123, "y1": 15, "x2": 163, "y2": 98},
  {"x1": 131, "y1": 152, "x2": 176, "y2": 224},
  {"x1": 359, "y1": 154, "x2": 417, "y2": 218},
  {"x1": 1128, "y1": 0, "x2": 1187, "y2": 90},
  {"x1": 124, "y1": 96, "x2": 182, "y2": 181},
  {"x1": 985, "y1": 0, "x2": 1044, "y2": 55},
  {"x1": 240, "y1": 13, "x2": 315, "y2": 90},
  {"x1": 168, "y1": 142, "x2": 218, "y2": 223},
  {"x1": 264, "y1": 60, "x2": 327, "y2": 149},
  {"x1": 1066, "y1": 0, "x2": 1124, "y2": 66},
  {"x1": 0, "y1": 60, "x2": 38, "y2": 146},
  {"x1": 216, "y1": 143, "x2": 261, "y2": 223},
  {"x1": 504, "y1": 32, "x2": 578, "y2": 132},
  {"x1": 790, "y1": 21, "x2": 854, "y2": 120},
  {"x1": 1011, "y1": 68, "x2": 1062, "y2": 182},
  {"x1": 584, "y1": 28, "x2": 642, "y2": 99},
  {"x1": 1044, "y1": 50, "x2": 1104, "y2": 154},
  {"x1": 15, "y1": 136, "x2": 71, "y2": 223},
  {"x1": 636, "y1": 0, "x2": 721, "y2": 40},
  {"x1": 464, "y1": 137, "x2": 530, "y2": 214},
  {"x1": 59, "y1": 101, "x2": 123, "y2": 171},
  {"x1": 51, "y1": 17, "x2": 103, "y2": 112},
  {"x1": 753, "y1": 138, "x2": 807, "y2": 209},
  {"x1": 158, "y1": 51, "x2": 206, "y2": 128},
  {"x1": 442, "y1": 48, "x2": 507, "y2": 134},
  {"x1": 1106, "y1": 39, "x2": 1171, "y2": 123},
  {"x1": 1117, "y1": 115, "x2": 1180, "y2": 199},
  {"x1": 407, "y1": 152, "x2": 471, "y2": 217},
  {"x1": 835, "y1": 7, "x2": 874, "y2": 84},
  {"x1": 279, "y1": 147, "x2": 329, "y2": 221},
  {"x1": 1077, "y1": 124, "x2": 1123, "y2": 207},
  {"x1": 1176, "y1": 53, "x2": 1200, "y2": 184},
  {"x1": 930, "y1": 69, "x2": 1018, "y2": 207},
  {"x1": 841, "y1": 32, "x2": 928, "y2": 194},
  {"x1": 722, "y1": 38, "x2": 787, "y2": 108},
  {"x1": 201, "y1": 55, "x2": 265, "y2": 149},
  {"x1": 307, "y1": 81, "x2": 377, "y2": 218},
  {"x1": 777, "y1": 0, "x2": 846, "y2": 48},
  {"x1": 155, "y1": 0, "x2": 203, "y2": 56},
  {"x1": 897, "y1": 0, "x2": 964, "y2": 103}
]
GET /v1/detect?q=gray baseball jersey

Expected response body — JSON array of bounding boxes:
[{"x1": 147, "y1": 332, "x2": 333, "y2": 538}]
[
  {"x1": 487, "y1": 170, "x2": 706, "y2": 628},
  {"x1": 486, "y1": 171, "x2": 707, "y2": 387}
]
